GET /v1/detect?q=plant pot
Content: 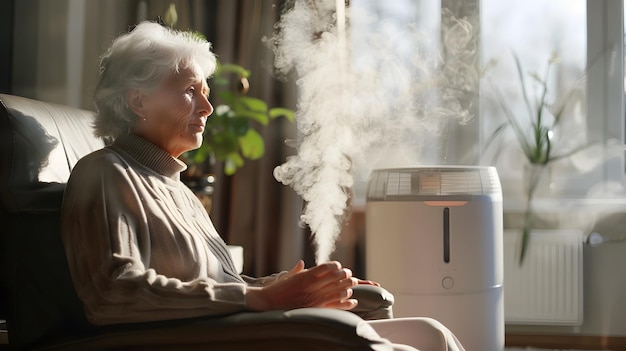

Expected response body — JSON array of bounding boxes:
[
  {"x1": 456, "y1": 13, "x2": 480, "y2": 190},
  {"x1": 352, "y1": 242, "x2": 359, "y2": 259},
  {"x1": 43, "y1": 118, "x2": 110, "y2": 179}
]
[{"x1": 523, "y1": 163, "x2": 554, "y2": 199}]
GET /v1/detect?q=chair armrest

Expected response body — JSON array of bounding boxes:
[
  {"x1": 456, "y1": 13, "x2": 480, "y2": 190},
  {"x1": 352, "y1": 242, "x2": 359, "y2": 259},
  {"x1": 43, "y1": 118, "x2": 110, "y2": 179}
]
[
  {"x1": 35, "y1": 309, "x2": 393, "y2": 351},
  {"x1": 351, "y1": 285, "x2": 395, "y2": 320}
]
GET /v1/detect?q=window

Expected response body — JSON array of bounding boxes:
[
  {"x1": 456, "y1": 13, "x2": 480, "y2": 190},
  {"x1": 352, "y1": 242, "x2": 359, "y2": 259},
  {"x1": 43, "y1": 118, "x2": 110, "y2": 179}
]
[
  {"x1": 479, "y1": 0, "x2": 591, "y2": 200},
  {"x1": 349, "y1": 0, "x2": 625, "y2": 205},
  {"x1": 482, "y1": 0, "x2": 626, "y2": 202}
]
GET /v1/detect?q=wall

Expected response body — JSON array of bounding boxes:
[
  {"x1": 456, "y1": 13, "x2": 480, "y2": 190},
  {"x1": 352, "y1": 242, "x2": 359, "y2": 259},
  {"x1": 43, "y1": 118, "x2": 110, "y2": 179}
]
[
  {"x1": 11, "y1": 0, "x2": 135, "y2": 109},
  {"x1": 12, "y1": 0, "x2": 70, "y2": 104}
]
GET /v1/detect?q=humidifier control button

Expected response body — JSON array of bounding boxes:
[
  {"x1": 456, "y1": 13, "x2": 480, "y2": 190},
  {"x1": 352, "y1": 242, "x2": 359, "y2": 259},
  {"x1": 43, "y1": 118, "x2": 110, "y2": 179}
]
[{"x1": 442, "y1": 276, "x2": 454, "y2": 289}]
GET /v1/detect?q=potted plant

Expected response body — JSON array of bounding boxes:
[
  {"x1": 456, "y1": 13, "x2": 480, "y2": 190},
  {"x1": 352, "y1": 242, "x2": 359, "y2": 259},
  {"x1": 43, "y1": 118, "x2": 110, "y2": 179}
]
[
  {"x1": 182, "y1": 60, "x2": 295, "y2": 177},
  {"x1": 485, "y1": 52, "x2": 589, "y2": 264},
  {"x1": 178, "y1": 59, "x2": 295, "y2": 214}
]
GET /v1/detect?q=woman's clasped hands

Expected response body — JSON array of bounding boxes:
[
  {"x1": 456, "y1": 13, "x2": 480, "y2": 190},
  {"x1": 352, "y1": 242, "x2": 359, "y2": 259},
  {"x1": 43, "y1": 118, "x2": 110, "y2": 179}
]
[{"x1": 245, "y1": 260, "x2": 359, "y2": 311}]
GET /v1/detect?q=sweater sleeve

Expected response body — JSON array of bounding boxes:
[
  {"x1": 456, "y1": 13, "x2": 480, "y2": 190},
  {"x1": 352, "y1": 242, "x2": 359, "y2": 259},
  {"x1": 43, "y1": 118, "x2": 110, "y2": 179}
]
[
  {"x1": 61, "y1": 152, "x2": 247, "y2": 325},
  {"x1": 240, "y1": 271, "x2": 289, "y2": 287}
]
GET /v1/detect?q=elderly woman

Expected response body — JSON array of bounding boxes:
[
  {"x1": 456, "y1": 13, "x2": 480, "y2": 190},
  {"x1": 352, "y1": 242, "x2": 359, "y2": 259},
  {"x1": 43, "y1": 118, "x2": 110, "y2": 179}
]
[{"x1": 60, "y1": 22, "x2": 464, "y2": 351}]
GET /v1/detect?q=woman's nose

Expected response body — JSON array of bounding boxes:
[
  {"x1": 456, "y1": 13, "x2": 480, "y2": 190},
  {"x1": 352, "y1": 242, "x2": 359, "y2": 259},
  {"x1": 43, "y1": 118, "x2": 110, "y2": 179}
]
[{"x1": 199, "y1": 94, "x2": 214, "y2": 117}]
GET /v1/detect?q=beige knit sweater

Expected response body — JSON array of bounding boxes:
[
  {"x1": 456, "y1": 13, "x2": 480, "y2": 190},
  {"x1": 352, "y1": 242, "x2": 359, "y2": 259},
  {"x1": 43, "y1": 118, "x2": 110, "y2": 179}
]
[{"x1": 61, "y1": 135, "x2": 282, "y2": 325}]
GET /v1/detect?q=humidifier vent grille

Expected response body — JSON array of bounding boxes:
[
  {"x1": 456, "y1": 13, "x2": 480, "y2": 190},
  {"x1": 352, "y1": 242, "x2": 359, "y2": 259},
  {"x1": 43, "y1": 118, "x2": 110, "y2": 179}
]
[{"x1": 367, "y1": 166, "x2": 501, "y2": 201}]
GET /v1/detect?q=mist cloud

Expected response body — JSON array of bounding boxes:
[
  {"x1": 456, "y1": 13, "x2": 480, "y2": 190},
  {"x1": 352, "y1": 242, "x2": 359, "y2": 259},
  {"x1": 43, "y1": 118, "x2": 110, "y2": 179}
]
[{"x1": 270, "y1": 0, "x2": 479, "y2": 263}]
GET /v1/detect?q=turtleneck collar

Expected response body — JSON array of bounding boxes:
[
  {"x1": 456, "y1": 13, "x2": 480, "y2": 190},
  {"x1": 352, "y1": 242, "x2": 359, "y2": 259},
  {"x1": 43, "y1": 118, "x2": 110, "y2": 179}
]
[{"x1": 110, "y1": 135, "x2": 187, "y2": 179}]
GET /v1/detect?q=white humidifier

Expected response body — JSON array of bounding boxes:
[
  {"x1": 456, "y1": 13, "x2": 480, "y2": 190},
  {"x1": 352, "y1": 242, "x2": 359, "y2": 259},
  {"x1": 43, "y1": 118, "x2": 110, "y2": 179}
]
[{"x1": 366, "y1": 166, "x2": 504, "y2": 351}]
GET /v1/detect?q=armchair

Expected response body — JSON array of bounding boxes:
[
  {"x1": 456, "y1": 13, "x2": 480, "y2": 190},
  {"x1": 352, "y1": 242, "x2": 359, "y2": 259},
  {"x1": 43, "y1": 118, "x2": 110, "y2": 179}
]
[{"x1": 0, "y1": 93, "x2": 395, "y2": 350}]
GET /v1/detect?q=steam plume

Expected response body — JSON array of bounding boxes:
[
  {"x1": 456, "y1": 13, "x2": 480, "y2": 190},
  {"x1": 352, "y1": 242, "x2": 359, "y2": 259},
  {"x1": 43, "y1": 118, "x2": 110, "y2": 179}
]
[{"x1": 270, "y1": 0, "x2": 479, "y2": 263}]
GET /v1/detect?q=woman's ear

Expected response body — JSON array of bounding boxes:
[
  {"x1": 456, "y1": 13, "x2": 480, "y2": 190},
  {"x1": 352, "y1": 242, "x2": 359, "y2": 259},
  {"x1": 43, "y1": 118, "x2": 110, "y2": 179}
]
[{"x1": 126, "y1": 89, "x2": 147, "y2": 119}]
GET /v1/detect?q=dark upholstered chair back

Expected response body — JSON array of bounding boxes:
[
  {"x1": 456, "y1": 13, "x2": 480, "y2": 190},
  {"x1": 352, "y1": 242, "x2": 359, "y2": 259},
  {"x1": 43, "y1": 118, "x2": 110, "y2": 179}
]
[{"x1": 0, "y1": 94, "x2": 105, "y2": 349}]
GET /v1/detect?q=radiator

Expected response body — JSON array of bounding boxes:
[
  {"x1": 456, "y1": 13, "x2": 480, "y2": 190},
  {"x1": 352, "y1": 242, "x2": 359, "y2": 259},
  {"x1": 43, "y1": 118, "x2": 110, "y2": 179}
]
[{"x1": 503, "y1": 229, "x2": 583, "y2": 325}]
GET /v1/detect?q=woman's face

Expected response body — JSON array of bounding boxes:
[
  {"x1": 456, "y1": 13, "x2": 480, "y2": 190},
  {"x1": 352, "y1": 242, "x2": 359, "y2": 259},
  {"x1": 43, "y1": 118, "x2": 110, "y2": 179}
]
[{"x1": 130, "y1": 61, "x2": 214, "y2": 157}]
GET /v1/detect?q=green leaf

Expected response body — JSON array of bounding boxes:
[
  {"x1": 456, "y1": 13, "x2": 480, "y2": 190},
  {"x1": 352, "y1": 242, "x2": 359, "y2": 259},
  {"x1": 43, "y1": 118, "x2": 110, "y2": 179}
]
[
  {"x1": 239, "y1": 129, "x2": 265, "y2": 160},
  {"x1": 482, "y1": 121, "x2": 510, "y2": 164},
  {"x1": 233, "y1": 109, "x2": 269, "y2": 125},
  {"x1": 519, "y1": 219, "x2": 531, "y2": 265},
  {"x1": 512, "y1": 52, "x2": 536, "y2": 124},
  {"x1": 208, "y1": 133, "x2": 239, "y2": 161},
  {"x1": 491, "y1": 85, "x2": 533, "y2": 158},
  {"x1": 217, "y1": 91, "x2": 236, "y2": 105},
  {"x1": 191, "y1": 143, "x2": 212, "y2": 164},
  {"x1": 229, "y1": 117, "x2": 250, "y2": 136},
  {"x1": 224, "y1": 152, "x2": 244, "y2": 175},
  {"x1": 551, "y1": 79, "x2": 583, "y2": 127},
  {"x1": 236, "y1": 96, "x2": 268, "y2": 113},
  {"x1": 269, "y1": 107, "x2": 295, "y2": 122},
  {"x1": 217, "y1": 63, "x2": 251, "y2": 79},
  {"x1": 551, "y1": 140, "x2": 596, "y2": 162},
  {"x1": 212, "y1": 76, "x2": 230, "y2": 87}
]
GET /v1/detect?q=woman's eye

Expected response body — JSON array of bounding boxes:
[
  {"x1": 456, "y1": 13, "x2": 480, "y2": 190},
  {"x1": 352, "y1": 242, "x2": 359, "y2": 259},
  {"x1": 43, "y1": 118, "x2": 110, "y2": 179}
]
[{"x1": 186, "y1": 87, "x2": 195, "y2": 96}]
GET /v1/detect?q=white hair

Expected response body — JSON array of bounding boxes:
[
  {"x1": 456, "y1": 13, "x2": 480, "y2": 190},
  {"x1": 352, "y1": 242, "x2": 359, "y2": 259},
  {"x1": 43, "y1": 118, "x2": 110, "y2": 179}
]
[{"x1": 93, "y1": 21, "x2": 217, "y2": 139}]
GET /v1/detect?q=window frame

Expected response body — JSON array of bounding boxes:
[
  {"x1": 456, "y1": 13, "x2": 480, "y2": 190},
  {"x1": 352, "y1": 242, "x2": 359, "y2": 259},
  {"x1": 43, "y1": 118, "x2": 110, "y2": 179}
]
[{"x1": 587, "y1": 0, "x2": 624, "y2": 180}]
